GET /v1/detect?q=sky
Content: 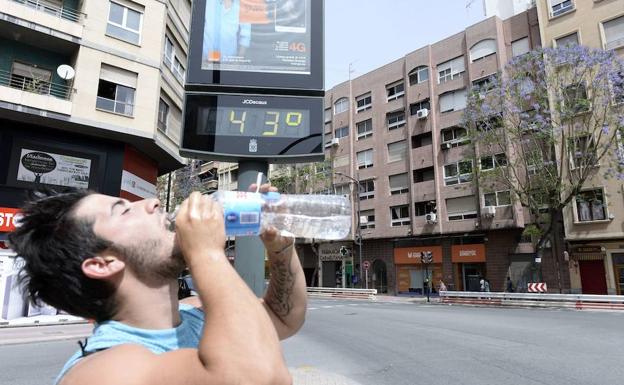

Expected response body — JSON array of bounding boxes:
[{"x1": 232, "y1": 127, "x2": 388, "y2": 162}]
[{"x1": 324, "y1": 0, "x2": 487, "y2": 89}]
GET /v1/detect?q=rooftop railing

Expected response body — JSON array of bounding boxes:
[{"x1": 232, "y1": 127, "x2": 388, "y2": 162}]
[{"x1": 10, "y1": 0, "x2": 84, "y2": 23}]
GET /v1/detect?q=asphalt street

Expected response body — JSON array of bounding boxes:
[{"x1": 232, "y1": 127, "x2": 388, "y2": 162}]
[{"x1": 0, "y1": 299, "x2": 622, "y2": 385}]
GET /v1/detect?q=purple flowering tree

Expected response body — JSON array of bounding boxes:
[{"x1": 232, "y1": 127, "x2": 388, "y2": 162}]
[{"x1": 463, "y1": 45, "x2": 624, "y2": 292}]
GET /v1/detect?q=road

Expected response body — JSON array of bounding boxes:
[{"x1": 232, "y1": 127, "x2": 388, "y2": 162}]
[{"x1": 0, "y1": 299, "x2": 622, "y2": 385}]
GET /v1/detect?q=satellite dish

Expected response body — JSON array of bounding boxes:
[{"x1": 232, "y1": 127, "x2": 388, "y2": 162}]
[{"x1": 56, "y1": 64, "x2": 75, "y2": 80}]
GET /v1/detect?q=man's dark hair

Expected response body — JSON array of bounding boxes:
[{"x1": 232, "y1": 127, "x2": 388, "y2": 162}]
[{"x1": 8, "y1": 188, "x2": 118, "y2": 322}]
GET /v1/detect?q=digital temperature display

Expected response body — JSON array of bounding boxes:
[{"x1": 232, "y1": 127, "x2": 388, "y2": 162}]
[
  {"x1": 201, "y1": 106, "x2": 310, "y2": 138},
  {"x1": 181, "y1": 93, "x2": 324, "y2": 162}
]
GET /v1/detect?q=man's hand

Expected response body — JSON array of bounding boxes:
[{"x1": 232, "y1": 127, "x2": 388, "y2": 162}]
[{"x1": 174, "y1": 192, "x2": 226, "y2": 265}]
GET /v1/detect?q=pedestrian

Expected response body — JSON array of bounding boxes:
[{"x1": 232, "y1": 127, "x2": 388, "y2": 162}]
[
  {"x1": 438, "y1": 280, "x2": 447, "y2": 293},
  {"x1": 506, "y1": 276, "x2": 515, "y2": 293},
  {"x1": 479, "y1": 278, "x2": 486, "y2": 292},
  {"x1": 484, "y1": 279, "x2": 491, "y2": 292},
  {"x1": 8, "y1": 184, "x2": 303, "y2": 385}
]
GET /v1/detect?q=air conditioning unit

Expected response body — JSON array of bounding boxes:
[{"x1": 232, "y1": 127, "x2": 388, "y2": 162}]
[
  {"x1": 482, "y1": 206, "x2": 496, "y2": 218},
  {"x1": 441, "y1": 142, "x2": 452, "y2": 150},
  {"x1": 416, "y1": 108, "x2": 429, "y2": 119},
  {"x1": 330, "y1": 138, "x2": 340, "y2": 146},
  {"x1": 425, "y1": 213, "x2": 437, "y2": 223}
]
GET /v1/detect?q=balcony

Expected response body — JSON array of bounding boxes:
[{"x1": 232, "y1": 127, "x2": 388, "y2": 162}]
[
  {"x1": 2, "y1": 0, "x2": 85, "y2": 39},
  {"x1": 0, "y1": 68, "x2": 73, "y2": 114}
]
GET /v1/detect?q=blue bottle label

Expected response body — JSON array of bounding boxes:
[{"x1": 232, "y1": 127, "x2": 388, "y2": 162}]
[{"x1": 220, "y1": 191, "x2": 263, "y2": 236}]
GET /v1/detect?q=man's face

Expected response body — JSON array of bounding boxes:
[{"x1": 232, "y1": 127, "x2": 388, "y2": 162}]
[{"x1": 74, "y1": 194, "x2": 184, "y2": 282}]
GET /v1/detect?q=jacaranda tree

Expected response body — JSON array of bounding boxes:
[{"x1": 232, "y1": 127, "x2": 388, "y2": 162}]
[{"x1": 463, "y1": 45, "x2": 624, "y2": 292}]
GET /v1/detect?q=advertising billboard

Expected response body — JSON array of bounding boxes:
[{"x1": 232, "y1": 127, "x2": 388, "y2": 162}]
[{"x1": 187, "y1": 0, "x2": 323, "y2": 92}]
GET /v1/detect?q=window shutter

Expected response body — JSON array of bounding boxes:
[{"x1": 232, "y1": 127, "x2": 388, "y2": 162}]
[
  {"x1": 389, "y1": 173, "x2": 408, "y2": 190},
  {"x1": 470, "y1": 39, "x2": 497, "y2": 62},
  {"x1": 446, "y1": 196, "x2": 477, "y2": 214},
  {"x1": 100, "y1": 64, "x2": 138, "y2": 88}
]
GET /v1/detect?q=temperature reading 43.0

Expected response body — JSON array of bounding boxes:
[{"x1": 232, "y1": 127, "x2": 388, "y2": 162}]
[{"x1": 219, "y1": 107, "x2": 309, "y2": 138}]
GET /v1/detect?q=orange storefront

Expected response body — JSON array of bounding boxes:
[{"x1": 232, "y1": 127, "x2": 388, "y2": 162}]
[
  {"x1": 394, "y1": 246, "x2": 443, "y2": 294},
  {"x1": 451, "y1": 244, "x2": 486, "y2": 292}
]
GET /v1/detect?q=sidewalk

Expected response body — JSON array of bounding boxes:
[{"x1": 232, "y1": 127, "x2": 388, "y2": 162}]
[{"x1": 0, "y1": 314, "x2": 87, "y2": 328}]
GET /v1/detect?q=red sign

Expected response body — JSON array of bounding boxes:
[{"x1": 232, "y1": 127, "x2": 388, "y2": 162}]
[
  {"x1": 363, "y1": 261, "x2": 370, "y2": 270},
  {"x1": 0, "y1": 207, "x2": 20, "y2": 232},
  {"x1": 528, "y1": 283, "x2": 548, "y2": 293}
]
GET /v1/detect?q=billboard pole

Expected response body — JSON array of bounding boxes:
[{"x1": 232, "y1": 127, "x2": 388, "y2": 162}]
[{"x1": 235, "y1": 160, "x2": 269, "y2": 296}]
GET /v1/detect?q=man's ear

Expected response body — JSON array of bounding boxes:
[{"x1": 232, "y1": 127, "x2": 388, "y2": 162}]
[{"x1": 81, "y1": 255, "x2": 125, "y2": 280}]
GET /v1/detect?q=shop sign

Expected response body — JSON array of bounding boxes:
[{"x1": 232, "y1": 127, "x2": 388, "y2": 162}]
[
  {"x1": 0, "y1": 208, "x2": 20, "y2": 233},
  {"x1": 17, "y1": 149, "x2": 91, "y2": 188},
  {"x1": 319, "y1": 242, "x2": 350, "y2": 261},
  {"x1": 572, "y1": 246, "x2": 603, "y2": 254},
  {"x1": 451, "y1": 244, "x2": 486, "y2": 263},
  {"x1": 394, "y1": 246, "x2": 442, "y2": 264},
  {"x1": 121, "y1": 170, "x2": 157, "y2": 199}
]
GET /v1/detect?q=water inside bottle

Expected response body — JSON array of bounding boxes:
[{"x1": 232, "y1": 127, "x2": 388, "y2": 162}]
[{"x1": 262, "y1": 213, "x2": 352, "y2": 240}]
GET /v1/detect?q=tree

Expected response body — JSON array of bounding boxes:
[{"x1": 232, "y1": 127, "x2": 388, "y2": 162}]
[
  {"x1": 463, "y1": 45, "x2": 624, "y2": 292},
  {"x1": 156, "y1": 160, "x2": 206, "y2": 211}
]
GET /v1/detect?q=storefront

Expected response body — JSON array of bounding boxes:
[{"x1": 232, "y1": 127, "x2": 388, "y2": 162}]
[
  {"x1": 451, "y1": 244, "x2": 486, "y2": 292},
  {"x1": 394, "y1": 246, "x2": 443, "y2": 294},
  {"x1": 318, "y1": 242, "x2": 353, "y2": 288},
  {"x1": 569, "y1": 245, "x2": 609, "y2": 295}
]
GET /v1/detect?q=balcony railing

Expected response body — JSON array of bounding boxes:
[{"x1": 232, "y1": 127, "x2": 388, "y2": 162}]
[
  {"x1": 10, "y1": 0, "x2": 84, "y2": 23},
  {"x1": 96, "y1": 96, "x2": 134, "y2": 117},
  {"x1": 0, "y1": 69, "x2": 73, "y2": 100}
]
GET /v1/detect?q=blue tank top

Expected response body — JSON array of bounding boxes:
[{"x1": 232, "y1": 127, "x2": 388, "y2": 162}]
[{"x1": 55, "y1": 304, "x2": 204, "y2": 384}]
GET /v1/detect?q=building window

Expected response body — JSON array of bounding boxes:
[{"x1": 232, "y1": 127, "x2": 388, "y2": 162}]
[
  {"x1": 439, "y1": 89, "x2": 467, "y2": 112},
  {"x1": 158, "y1": 98, "x2": 169, "y2": 132},
  {"x1": 441, "y1": 126, "x2": 468, "y2": 146},
  {"x1": 389, "y1": 173, "x2": 409, "y2": 195},
  {"x1": 563, "y1": 83, "x2": 590, "y2": 115},
  {"x1": 569, "y1": 135, "x2": 597, "y2": 168},
  {"x1": 356, "y1": 119, "x2": 373, "y2": 139},
  {"x1": 334, "y1": 184, "x2": 351, "y2": 196},
  {"x1": 96, "y1": 64, "x2": 137, "y2": 117},
  {"x1": 414, "y1": 201, "x2": 436, "y2": 217},
  {"x1": 512, "y1": 37, "x2": 530, "y2": 57},
  {"x1": 555, "y1": 32, "x2": 579, "y2": 47},
  {"x1": 386, "y1": 81, "x2": 405, "y2": 101},
  {"x1": 107, "y1": 1, "x2": 143, "y2": 45},
  {"x1": 437, "y1": 56, "x2": 465, "y2": 84},
  {"x1": 409, "y1": 99, "x2": 430, "y2": 115},
  {"x1": 470, "y1": 39, "x2": 497, "y2": 62},
  {"x1": 409, "y1": 66, "x2": 429, "y2": 85},
  {"x1": 356, "y1": 93, "x2": 372, "y2": 113},
  {"x1": 472, "y1": 75, "x2": 496, "y2": 96},
  {"x1": 334, "y1": 126, "x2": 349, "y2": 139},
  {"x1": 603, "y1": 15, "x2": 624, "y2": 50},
  {"x1": 387, "y1": 140, "x2": 407, "y2": 163},
  {"x1": 411, "y1": 133, "x2": 432, "y2": 149},
  {"x1": 484, "y1": 190, "x2": 512, "y2": 207},
  {"x1": 480, "y1": 153, "x2": 507, "y2": 171},
  {"x1": 359, "y1": 179, "x2": 375, "y2": 200},
  {"x1": 413, "y1": 167, "x2": 435, "y2": 183},
  {"x1": 575, "y1": 188, "x2": 606, "y2": 222},
  {"x1": 334, "y1": 97, "x2": 349, "y2": 114},
  {"x1": 360, "y1": 209, "x2": 375, "y2": 229},
  {"x1": 357, "y1": 149, "x2": 374, "y2": 169},
  {"x1": 446, "y1": 196, "x2": 478, "y2": 221},
  {"x1": 444, "y1": 160, "x2": 472, "y2": 186},
  {"x1": 387, "y1": 110, "x2": 406, "y2": 130},
  {"x1": 390, "y1": 205, "x2": 410, "y2": 227},
  {"x1": 324, "y1": 107, "x2": 332, "y2": 123},
  {"x1": 550, "y1": 0, "x2": 574, "y2": 17},
  {"x1": 164, "y1": 36, "x2": 186, "y2": 83}
]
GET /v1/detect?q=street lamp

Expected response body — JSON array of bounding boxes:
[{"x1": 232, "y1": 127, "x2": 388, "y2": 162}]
[{"x1": 333, "y1": 171, "x2": 364, "y2": 289}]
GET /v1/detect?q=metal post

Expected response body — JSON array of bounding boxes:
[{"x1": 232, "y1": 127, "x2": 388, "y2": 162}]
[
  {"x1": 235, "y1": 160, "x2": 269, "y2": 296},
  {"x1": 165, "y1": 172, "x2": 172, "y2": 212}
]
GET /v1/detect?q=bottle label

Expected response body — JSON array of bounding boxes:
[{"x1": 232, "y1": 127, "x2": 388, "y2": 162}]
[{"x1": 220, "y1": 191, "x2": 263, "y2": 236}]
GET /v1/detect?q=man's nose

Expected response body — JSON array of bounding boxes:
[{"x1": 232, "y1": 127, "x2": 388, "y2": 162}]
[{"x1": 144, "y1": 198, "x2": 161, "y2": 213}]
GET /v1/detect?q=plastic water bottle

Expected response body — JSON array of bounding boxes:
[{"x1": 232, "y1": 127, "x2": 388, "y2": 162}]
[{"x1": 168, "y1": 191, "x2": 352, "y2": 240}]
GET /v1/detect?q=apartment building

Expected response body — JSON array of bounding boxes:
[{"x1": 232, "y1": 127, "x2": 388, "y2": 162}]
[
  {"x1": 321, "y1": 9, "x2": 543, "y2": 294},
  {"x1": 0, "y1": 0, "x2": 189, "y2": 246},
  {"x1": 535, "y1": 0, "x2": 624, "y2": 295}
]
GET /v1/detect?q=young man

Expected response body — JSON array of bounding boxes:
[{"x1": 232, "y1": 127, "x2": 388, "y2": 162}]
[{"x1": 8, "y1": 184, "x2": 306, "y2": 385}]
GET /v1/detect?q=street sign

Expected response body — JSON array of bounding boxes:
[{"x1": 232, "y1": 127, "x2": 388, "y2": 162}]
[
  {"x1": 527, "y1": 282, "x2": 547, "y2": 293},
  {"x1": 363, "y1": 260, "x2": 370, "y2": 270}
]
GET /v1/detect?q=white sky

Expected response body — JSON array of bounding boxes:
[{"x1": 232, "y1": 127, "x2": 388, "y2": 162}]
[{"x1": 324, "y1": 0, "x2": 486, "y2": 89}]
